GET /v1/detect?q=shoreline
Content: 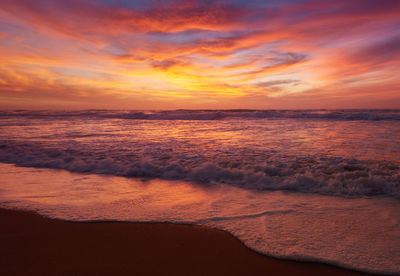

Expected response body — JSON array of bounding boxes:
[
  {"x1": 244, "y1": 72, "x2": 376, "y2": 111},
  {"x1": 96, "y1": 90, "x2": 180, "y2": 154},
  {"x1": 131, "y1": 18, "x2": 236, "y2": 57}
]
[{"x1": 0, "y1": 208, "x2": 371, "y2": 276}]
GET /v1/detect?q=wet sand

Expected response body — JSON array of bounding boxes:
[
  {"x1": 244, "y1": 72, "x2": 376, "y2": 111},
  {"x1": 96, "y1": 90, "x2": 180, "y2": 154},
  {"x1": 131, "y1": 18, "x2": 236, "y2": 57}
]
[{"x1": 0, "y1": 208, "x2": 369, "y2": 275}]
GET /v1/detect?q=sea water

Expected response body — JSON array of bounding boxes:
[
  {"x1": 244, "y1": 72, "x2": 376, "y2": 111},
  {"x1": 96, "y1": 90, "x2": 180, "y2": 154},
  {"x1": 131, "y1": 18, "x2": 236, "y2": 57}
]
[{"x1": 0, "y1": 110, "x2": 399, "y2": 274}]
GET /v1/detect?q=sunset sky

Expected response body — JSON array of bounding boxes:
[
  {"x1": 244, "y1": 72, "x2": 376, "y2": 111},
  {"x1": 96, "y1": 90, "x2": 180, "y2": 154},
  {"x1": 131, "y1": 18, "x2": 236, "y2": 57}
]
[{"x1": 0, "y1": 0, "x2": 399, "y2": 109}]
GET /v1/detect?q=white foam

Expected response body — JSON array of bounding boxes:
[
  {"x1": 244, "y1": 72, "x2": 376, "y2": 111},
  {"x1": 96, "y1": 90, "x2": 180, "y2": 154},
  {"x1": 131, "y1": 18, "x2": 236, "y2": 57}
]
[
  {"x1": 1, "y1": 110, "x2": 399, "y2": 200},
  {"x1": 0, "y1": 164, "x2": 399, "y2": 274},
  {"x1": 1, "y1": 140, "x2": 399, "y2": 198}
]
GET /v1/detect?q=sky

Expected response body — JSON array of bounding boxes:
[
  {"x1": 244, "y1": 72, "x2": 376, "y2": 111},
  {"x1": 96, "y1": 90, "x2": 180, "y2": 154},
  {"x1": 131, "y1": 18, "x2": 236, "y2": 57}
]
[{"x1": 0, "y1": 0, "x2": 399, "y2": 110}]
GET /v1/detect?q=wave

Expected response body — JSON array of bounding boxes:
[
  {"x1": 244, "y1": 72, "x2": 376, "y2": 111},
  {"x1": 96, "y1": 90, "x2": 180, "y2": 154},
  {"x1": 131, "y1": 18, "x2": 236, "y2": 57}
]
[
  {"x1": 1, "y1": 140, "x2": 399, "y2": 199},
  {"x1": 1, "y1": 109, "x2": 400, "y2": 121}
]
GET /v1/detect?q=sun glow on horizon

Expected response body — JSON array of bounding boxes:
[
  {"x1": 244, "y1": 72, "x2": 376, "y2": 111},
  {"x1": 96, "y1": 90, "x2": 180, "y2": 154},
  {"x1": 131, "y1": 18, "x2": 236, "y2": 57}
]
[{"x1": 0, "y1": 0, "x2": 399, "y2": 109}]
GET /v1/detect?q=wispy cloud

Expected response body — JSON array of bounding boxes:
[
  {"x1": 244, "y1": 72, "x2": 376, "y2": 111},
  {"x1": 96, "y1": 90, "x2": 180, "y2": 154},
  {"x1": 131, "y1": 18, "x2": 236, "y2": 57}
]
[{"x1": 0, "y1": 0, "x2": 399, "y2": 109}]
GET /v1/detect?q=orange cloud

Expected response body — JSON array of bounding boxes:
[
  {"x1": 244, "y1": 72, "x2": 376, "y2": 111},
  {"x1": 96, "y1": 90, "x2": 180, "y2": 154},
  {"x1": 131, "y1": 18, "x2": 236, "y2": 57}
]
[{"x1": 0, "y1": 0, "x2": 399, "y2": 109}]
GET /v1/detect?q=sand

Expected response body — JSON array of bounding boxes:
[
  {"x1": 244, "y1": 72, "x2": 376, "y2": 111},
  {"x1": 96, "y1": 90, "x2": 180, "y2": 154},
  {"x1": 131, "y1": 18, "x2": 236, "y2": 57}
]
[{"x1": 0, "y1": 208, "x2": 369, "y2": 275}]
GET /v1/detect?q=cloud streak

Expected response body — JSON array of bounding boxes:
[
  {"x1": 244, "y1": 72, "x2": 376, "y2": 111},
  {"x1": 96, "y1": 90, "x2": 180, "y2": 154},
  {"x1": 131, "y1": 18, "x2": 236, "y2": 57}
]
[{"x1": 0, "y1": 0, "x2": 399, "y2": 109}]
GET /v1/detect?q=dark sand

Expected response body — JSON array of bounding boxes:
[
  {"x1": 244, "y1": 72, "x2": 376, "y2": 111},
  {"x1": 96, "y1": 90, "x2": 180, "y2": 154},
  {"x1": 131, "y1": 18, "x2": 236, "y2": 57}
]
[{"x1": 0, "y1": 208, "x2": 369, "y2": 276}]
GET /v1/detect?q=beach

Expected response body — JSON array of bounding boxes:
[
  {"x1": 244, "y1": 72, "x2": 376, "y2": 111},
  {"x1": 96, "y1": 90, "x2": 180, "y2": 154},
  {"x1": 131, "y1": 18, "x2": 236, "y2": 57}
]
[
  {"x1": 1, "y1": 0, "x2": 400, "y2": 274},
  {"x1": 0, "y1": 111, "x2": 399, "y2": 274},
  {"x1": 1, "y1": 208, "x2": 368, "y2": 276}
]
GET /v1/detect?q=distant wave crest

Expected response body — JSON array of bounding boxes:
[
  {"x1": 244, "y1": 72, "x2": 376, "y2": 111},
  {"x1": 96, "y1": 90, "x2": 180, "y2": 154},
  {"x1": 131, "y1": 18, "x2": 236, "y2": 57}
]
[{"x1": 1, "y1": 109, "x2": 400, "y2": 121}]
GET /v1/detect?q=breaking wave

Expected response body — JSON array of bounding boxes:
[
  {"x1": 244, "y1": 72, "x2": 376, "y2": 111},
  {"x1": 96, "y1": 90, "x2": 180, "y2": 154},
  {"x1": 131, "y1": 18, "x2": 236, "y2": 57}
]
[
  {"x1": 1, "y1": 140, "x2": 399, "y2": 199},
  {"x1": 1, "y1": 109, "x2": 400, "y2": 121}
]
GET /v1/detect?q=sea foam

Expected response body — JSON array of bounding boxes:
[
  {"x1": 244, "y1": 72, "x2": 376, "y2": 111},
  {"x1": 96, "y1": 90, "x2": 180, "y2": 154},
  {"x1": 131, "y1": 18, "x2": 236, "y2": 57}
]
[
  {"x1": 0, "y1": 164, "x2": 399, "y2": 275},
  {"x1": 0, "y1": 110, "x2": 399, "y2": 199},
  {"x1": 1, "y1": 110, "x2": 400, "y2": 274},
  {"x1": 0, "y1": 139, "x2": 399, "y2": 198}
]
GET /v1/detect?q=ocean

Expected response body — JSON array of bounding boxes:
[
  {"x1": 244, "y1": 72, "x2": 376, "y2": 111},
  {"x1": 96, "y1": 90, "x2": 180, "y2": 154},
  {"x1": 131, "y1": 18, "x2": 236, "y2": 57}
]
[{"x1": 0, "y1": 109, "x2": 399, "y2": 274}]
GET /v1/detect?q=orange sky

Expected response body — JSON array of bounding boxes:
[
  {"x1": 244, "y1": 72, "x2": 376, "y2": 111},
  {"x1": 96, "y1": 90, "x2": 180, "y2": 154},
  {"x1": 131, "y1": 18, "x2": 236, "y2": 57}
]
[{"x1": 0, "y1": 0, "x2": 399, "y2": 109}]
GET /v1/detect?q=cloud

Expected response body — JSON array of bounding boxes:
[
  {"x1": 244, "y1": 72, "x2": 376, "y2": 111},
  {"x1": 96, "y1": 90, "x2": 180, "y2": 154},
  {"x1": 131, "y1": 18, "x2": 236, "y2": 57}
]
[
  {"x1": 0, "y1": 0, "x2": 245, "y2": 42},
  {"x1": 351, "y1": 37, "x2": 400, "y2": 66},
  {"x1": 255, "y1": 79, "x2": 299, "y2": 89},
  {"x1": 151, "y1": 58, "x2": 189, "y2": 70},
  {"x1": 0, "y1": 0, "x2": 399, "y2": 109}
]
